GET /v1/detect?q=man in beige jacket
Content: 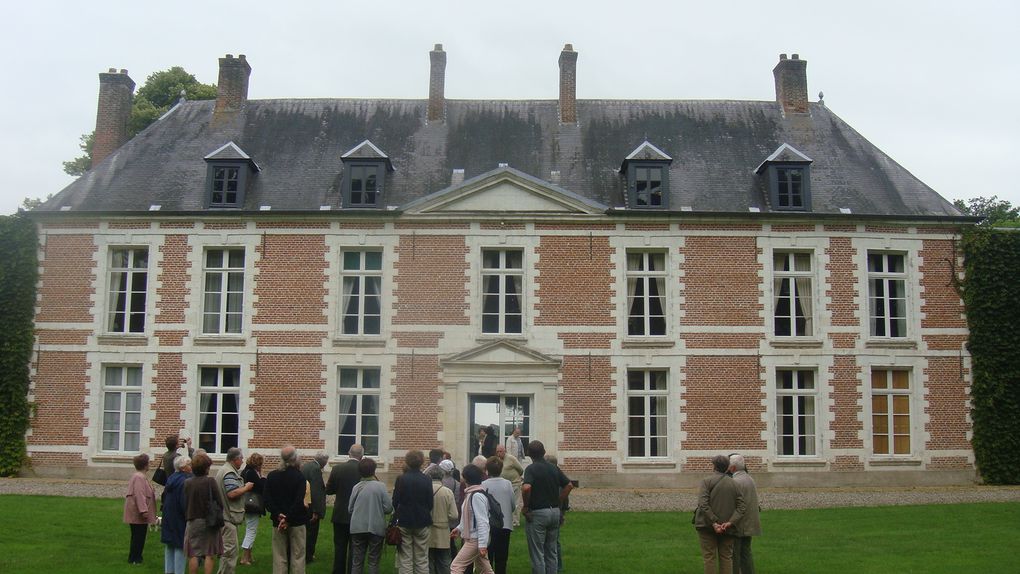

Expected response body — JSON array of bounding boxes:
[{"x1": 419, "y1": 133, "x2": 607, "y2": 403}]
[
  {"x1": 693, "y1": 454, "x2": 745, "y2": 574},
  {"x1": 729, "y1": 454, "x2": 761, "y2": 574}
]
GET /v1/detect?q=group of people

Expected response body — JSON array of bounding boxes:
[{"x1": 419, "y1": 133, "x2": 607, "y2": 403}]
[
  {"x1": 122, "y1": 430, "x2": 574, "y2": 574},
  {"x1": 693, "y1": 454, "x2": 762, "y2": 574}
]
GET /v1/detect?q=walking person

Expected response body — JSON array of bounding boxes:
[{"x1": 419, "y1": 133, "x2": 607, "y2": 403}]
[
  {"x1": 693, "y1": 454, "x2": 746, "y2": 574},
  {"x1": 326, "y1": 443, "x2": 364, "y2": 574},
  {"x1": 240, "y1": 452, "x2": 267, "y2": 566},
  {"x1": 426, "y1": 466, "x2": 459, "y2": 574},
  {"x1": 302, "y1": 451, "x2": 330, "y2": 564},
  {"x1": 450, "y1": 465, "x2": 494, "y2": 574},
  {"x1": 482, "y1": 457, "x2": 515, "y2": 574},
  {"x1": 392, "y1": 450, "x2": 434, "y2": 574},
  {"x1": 265, "y1": 445, "x2": 311, "y2": 574},
  {"x1": 348, "y1": 457, "x2": 392, "y2": 574},
  {"x1": 216, "y1": 447, "x2": 255, "y2": 574},
  {"x1": 521, "y1": 441, "x2": 572, "y2": 574},
  {"x1": 163, "y1": 456, "x2": 193, "y2": 574},
  {"x1": 728, "y1": 454, "x2": 761, "y2": 574},
  {"x1": 124, "y1": 453, "x2": 159, "y2": 564},
  {"x1": 184, "y1": 452, "x2": 226, "y2": 574}
]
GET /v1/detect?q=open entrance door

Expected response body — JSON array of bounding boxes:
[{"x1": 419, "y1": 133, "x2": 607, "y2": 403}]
[{"x1": 468, "y1": 394, "x2": 531, "y2": 463}]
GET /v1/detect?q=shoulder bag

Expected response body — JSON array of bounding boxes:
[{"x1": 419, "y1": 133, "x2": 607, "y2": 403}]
[
  {"x1": 152, "y1": 456, "x2": 168, "y2": 486},
  {"x1": 385, "y1": 514, "x2": 402, "y2": 546},
  {"x1": 206, "y1": 479, "x2": 225, "y2": 530}
]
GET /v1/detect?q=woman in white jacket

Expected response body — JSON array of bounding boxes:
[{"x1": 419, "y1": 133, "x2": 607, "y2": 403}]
[{"x1": 449, "y1": 465, "x2": 493, "y2": 574}]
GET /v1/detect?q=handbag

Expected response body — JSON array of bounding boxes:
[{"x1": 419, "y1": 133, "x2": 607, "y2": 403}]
[
  {"x1": 152, "y1": 456, "x2": 168, "y2": 486},
  {"x1": 385, "y1": 517, "x2": 402, "y2": 546},
  {"x1": 206, "y1": 480, "x2": 225, "y2": 530},
  {"x1": 244, "y1": 490, "x2": 264, "y2": 514}
]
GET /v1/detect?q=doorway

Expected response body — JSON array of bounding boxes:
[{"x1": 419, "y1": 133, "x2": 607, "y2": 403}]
[{"x1": 468, "y1": 394, "x2": 531, "y2": 462}]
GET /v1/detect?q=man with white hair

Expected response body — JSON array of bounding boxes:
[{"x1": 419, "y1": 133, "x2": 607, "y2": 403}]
[
  {"x1": 265, "y1": 445, "x2": 311, "y2": 573},
  {"x1": 728, "y1": 454, "x2": 761, "y2": 574},
  {"x1": 302, "y1": 451, "x2": 330, "y2": 564}
]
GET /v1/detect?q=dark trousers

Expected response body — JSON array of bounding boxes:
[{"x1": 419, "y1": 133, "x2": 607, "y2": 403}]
[
  {"x1": 307, "y1": 518, "x2": 321, "y2": 562},
  {"x1": 333, "y1": 522, "x2": 353, "y2": 574},
  {"x1": 128, "y1": 523, "x2": 147, "y2": 563},
  {"x1": 488, "y1": 528, "x2": 512, "y2": 574}
]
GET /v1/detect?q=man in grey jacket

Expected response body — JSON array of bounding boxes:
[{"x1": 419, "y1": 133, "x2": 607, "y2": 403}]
[
  {"x1": 216, "y1": 447, "x2": 255, "y2": 574},
  {"x1": 693, "y1": 454, "x2": 745, "y2": 574},
  {"x1": 302, "y1": 451, "x2": 330, "y2": 564},
  {"x1": 729, "y1": 454, "x2": 761, "y2": 574}
]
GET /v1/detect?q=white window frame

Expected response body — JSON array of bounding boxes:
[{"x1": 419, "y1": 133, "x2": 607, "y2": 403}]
[
  {"x1": 197, "y1": 366, "x2": 241, "y2": 454},
  {"x1": 870, "y1": 368, "x2": 913, "y2": 456},
  {"x1": 625, "y1": 369, "x2": 669, "y2": 459},
  {"x1": 100, "y1": 365, "x2": 144, "y2": 452},
  {"x1": 867, "y1": 251, "x2": 908, "y2": 339},
  {"x1": 338, "y1": 367, "x2": 381, "y2": 456},
  {"x1": 201, "y1": 248, "x2": 246, "y2": 335},
  {"x1": 481, "y1": 248, "x2": 524, "y2": 335},
  {"x1": 626, "y1": 250, "x2": 668, "y2": 337},
  {"x1": 772, "y1": 250, "x2": 813, "y2": 337},
  {"x1": 339, "y1": 249, "x2": 383, "y2": 336},
  {"x1": 106, "y1": 247, "x2": 149, "y2": 334},
  {"x1": 775, "y1": 368, "x2": 818, "y2": 457}
]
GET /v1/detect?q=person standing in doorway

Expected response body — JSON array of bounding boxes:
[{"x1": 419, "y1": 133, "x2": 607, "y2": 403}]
[{"x1": 504, "y1": 427, "x2": 525, "y2": 461}]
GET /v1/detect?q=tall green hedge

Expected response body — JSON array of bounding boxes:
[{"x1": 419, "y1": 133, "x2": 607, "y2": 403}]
[
  {"x1": 0, "y1": 214, "x2": 37, "y2": 476},
  {"x1": 962, "y1": 227, "x2": 1020, "y2": 484}
]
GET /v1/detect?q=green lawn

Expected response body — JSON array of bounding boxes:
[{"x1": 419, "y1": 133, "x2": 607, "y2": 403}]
[{"x1": 0, "y1": 495, "x2": 1015, "y2": 573}]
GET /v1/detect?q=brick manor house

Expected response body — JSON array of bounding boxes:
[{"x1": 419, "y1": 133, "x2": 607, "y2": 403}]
[{"x1": 27, "y1": 45, "x2": 975, "y2": 486}]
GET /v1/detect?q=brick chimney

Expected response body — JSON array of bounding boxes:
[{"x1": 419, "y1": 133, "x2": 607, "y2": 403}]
[
  {"x1": 428, "y1": 44, "x2": 446, "y2": 122},
  {"x1": 558, "y1": 44, "x2": 578, "y2": 124},
  {"x1": 773, "y1": 53, "x2": 808, "y2": 114},
  {"x1": 214, "y1": 54, "x2": 251, "y2": 115},
  {"x1": 92, "y1": 68, "x2": 135, "y2": 168}
]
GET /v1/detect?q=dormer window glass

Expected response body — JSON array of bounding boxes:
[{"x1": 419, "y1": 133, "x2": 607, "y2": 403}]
[
  {"x1": 634, "y1": 166, "x2": 663, "y2": 207},
  {"x1": 211, "y1": 166, "x2": 241, "y2": 206},
  {"x1": 349, "y1": 164, "x2": 381, "y2": 207},
  {"x1": 776, "y1": 167, "x2": 805, "y2": 209}
]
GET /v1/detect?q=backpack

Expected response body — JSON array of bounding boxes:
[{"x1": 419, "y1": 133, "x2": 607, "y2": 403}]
[{"x1": 470, "y1": 490, "x2": 505, "y2": 539}]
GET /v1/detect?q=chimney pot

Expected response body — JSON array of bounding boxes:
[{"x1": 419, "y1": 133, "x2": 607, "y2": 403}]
[
  {"x1": 120, "y1": 69, "x2": 128, "y2": 74},
  {"x1": 558, "y1": 44, "x2": 578, "y2": 124},
  {"x1": 792, "y1": 53, "x2": 800, "y2": 60},
  {"x1": 428, "y1": 44, "x2": 447, "y2": 122},
  {"x1": 779, "y1": 53, "x2": 788, "y2": 60},
  {"x1": 773, "y1": 53, "x2": 808, "y2": 114},
  {"x1": 215, "y1": 53, "x2": 252, "y2": 116},
  {"x1": 92, "y1": 69, "x2": 136, "y2": 168}
]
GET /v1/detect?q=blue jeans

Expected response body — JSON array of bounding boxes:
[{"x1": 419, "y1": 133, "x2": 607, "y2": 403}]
[
  {"x1": 524, "y1": 508, "x2": 560, "y2": 574},
  {"x1": 165, "y1": 544, "x2": 186, "y2": 574}
]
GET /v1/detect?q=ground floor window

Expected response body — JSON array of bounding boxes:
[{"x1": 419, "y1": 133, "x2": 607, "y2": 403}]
[
  {"x1": 198, "y1": 366, "x2": 240, "y2": 454},
  {"x1": 626, "y1": 369, "x2": 668, "y2": 458},
  {"x1": 871, "y1": 368, "x2": 911, "y2": 455},
  {"x1": 101, "y1": 365, "x2": 143, "y2": 452},
  {"x1": 776, "y1": 369, "x2": 817, "y2": 456},
  {"x1": 339, "y1": 367, "x2": 380, "y2": 456}
]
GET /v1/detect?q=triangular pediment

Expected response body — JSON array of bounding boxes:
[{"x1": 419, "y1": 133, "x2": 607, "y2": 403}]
[
  {"x1": 755, "y1": 143, "x2": 812, "y2": 173},
  {"x1": 402, "y1": 167, "x2": 607, "y2": 215},
  {"x1": 440, "y1": 339, "x2": 562, "y2": 369}
]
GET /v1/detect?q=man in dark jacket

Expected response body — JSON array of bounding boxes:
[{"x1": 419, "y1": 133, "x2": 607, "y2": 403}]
[
  {"x1": 325, "y1": 443, "x2": 364, "y2": 574},
  {"x1": 302, "y1": 451, "x2": 329, "y2": 564},
  {"x1": 265, "y1": 445, "x2": 311, "y2": 573},
  {"x1": 392, "y1": 449, "x2": 433, "y2": 574}
]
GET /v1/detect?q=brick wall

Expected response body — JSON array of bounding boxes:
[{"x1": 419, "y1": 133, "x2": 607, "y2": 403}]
[
  {"x1": 681, "y1": 356, "x2": 765, "y2": 450},
  {"x1": 155, "y1": 235, "x2": 191, "y2": 325},
  {"x1": 254, "y1": 235, "x2": 328, "y2": 325},
  {"x1": 680, "y1": 237, "x2": 762, "y2": 326},
  {"x1": 535, "y1": 236, "x2": 615, "y2": 326},
  {"x1": 919, "y1": 239, "x2": 967, "y2": 330},
  {"x1": 36, "y1": 234, "x2": 96, "y2": 323},
  {"x1": 828, "y1": 355, "x2": 863, "y2": 449},
  {"x1": 389, "y1": 354, "x2": 441, "y2": 450},
  {"x1": 393, "y1": 235, "x2": 469, "y2": 325},
  {"x1": 559, "y1": 355, "x2": 615, "y2": 451},
  {"x1": 825, "y1": 237, "x2": 858, "y2": 326},
  {"x1": 924, "y1": 357, "x2": 971, "y2": 452},
  {"x1": 151, "y1": 353, "x2": 186, "y2": 448},
  {"x1": 249, "y1": 354, "x2": 326, "y2": 449},
  {"x1": 30, "y1": 351, "x2": 89, "y2": 446}
]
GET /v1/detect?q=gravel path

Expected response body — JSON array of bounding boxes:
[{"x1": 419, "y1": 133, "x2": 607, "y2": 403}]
[{"x1": 4, "y1": 477, "x2": 1019, "y2": 512}]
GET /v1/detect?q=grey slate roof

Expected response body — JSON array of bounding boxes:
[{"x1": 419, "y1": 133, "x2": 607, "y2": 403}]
[{"x1": 40, "y1": 97, "x2": 964, "y2": 217}]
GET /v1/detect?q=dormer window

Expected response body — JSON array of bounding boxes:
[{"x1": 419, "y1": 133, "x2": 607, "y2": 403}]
[
  {"x1": 756, "y1": 143, "x2": 812, "y2": 212},
  {"x1": 203, "y1": 142, "x2": 259, "y2": 209},
  {"x1": 341, "y1": 140, "x2": 394, "y2": 209},
  {"x1": 620, "y1": 141, "x2": 672, "y2": 209}
]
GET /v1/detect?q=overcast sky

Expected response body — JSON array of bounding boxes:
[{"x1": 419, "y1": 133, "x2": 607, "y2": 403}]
[{"x1": 2, "y1": 0, "x2": 1018, "y2": 215}]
